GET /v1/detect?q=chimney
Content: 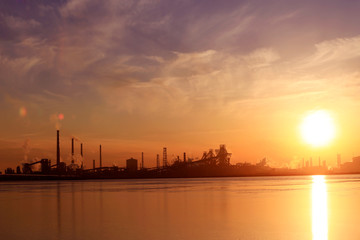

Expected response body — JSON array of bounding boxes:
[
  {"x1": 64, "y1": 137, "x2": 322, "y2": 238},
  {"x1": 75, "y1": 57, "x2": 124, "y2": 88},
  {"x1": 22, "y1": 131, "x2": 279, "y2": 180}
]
[
  {"x1": 156, "y1": 154, "x2": 160, "y2": 168},
  {"x1": 56, "y1": 130, "x2": 60, "y2": 168},
  {"x1": 302, "y1": 158, "x2": 304, "y2": 168},
  {"x1": 163, "y1": 147, "x2": 167, "y2": 167},
  {"x1": 141, "y1": 152, "x2": 144, "y2": 169},
  {"x1": 99, "y1": 145, "x2": 102, "y2": 168},
  {"x1": 337, "y1": 154, "x2": 341, "y2": 168},
  {"x1": 81, "y1": 143, "x2": 83, "y2": 169},
  {"x1": 71, "y1": 138, "x2": 74, "y2": 164},
  {"x1": 183, "y1": 152, "x2": 186, "y2": 162},
  {"x1": 93, "y1": 159, "x2": 95, "y2": 170}
]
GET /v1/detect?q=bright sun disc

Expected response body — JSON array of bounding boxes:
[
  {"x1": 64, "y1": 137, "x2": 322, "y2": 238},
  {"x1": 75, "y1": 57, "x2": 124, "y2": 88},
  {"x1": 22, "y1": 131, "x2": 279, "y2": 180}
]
[{"x1": 300, "y1": 110, "x2": 335, "y2": 147}]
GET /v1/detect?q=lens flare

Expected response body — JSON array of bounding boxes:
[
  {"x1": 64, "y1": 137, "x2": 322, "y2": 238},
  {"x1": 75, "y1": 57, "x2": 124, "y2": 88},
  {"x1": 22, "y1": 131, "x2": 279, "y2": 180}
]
[
  {"x1": 58, "y1": 113, "x2": 64, "y2": 120},
  {"x1": 19, "y1": 107, "x2": 27, "y2": 117}
]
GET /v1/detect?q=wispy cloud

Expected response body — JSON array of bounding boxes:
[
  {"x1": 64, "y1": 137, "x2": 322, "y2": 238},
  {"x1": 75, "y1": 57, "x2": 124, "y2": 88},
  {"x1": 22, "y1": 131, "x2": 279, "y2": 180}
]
[
  {"x1": 2, "y1": 14, "x2": 41, "y2": 30},
  {"x1": 270, "y1": 10, "x2": 300, "y2": 24},
  {"x1": 299, "y1": 35, "x2": 360, "y2": 68}
]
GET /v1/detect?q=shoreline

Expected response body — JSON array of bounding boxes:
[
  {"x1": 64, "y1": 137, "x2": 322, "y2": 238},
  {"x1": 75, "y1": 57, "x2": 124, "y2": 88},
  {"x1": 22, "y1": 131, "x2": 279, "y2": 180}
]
[{"x1": 1, "y1": 171, "x2": 359, "y2": 181}]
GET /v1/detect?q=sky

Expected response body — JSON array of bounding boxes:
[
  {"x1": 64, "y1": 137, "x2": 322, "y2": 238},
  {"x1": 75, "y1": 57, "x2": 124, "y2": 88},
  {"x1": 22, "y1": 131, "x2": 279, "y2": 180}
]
[{"x1": 1, "y1": 0, "x2": 360, "y2": 170}]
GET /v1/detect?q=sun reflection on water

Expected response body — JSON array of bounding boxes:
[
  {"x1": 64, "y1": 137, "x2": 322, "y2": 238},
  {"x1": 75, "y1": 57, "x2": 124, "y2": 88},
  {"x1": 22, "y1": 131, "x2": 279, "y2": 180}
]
[{"x1": 312, "y1": 175, "x2": 328, "y2": 240}]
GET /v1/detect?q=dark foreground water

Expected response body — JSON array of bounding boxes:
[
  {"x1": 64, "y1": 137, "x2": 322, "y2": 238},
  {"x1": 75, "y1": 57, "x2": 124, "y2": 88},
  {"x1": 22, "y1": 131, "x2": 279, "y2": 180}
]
[{"x1": 1, "y1": 175, "x2": 360, "y2": 240}]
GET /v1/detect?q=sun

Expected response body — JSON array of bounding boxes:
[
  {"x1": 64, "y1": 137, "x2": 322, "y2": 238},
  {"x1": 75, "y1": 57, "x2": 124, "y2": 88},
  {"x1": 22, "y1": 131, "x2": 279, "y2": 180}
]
[{"x1": 300, "y1": 110, "x2": 336, "y2": 147}]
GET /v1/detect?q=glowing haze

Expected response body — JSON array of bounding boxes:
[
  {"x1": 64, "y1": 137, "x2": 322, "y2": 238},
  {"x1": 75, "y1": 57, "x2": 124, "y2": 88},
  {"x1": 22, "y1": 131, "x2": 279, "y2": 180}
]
[{"x1": 1, "y1": 0, "x2": 360, "y2": 169}]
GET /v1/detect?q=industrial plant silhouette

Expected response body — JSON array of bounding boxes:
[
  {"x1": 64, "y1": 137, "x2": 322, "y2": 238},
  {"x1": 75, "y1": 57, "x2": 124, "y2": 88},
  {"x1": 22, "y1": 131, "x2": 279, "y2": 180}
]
[{"x1": 2, "y1": 130, "x2": 360, "y2": 180}]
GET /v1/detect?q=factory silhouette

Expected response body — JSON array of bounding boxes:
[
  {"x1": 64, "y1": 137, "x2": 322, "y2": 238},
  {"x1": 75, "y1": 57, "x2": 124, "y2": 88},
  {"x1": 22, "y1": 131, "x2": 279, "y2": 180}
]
[
  {"x1": 2, "y1": 130, "x2": 360, "y2": 180},
  {"x1": 2, "y1": 130, "x2": 233, "y2": 179}
]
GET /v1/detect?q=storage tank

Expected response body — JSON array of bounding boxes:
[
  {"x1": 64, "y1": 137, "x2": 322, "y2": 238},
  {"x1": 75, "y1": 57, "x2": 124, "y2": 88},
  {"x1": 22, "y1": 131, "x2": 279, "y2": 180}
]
[{"x1": 126, "y1": 158, "x2": 138, "y2": 172}]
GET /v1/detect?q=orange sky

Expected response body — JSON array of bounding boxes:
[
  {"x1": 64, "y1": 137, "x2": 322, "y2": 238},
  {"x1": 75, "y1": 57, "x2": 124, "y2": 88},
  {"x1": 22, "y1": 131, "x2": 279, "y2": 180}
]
[{"x1": 1, "y1": 0, "x2": 360, "y2": 170}]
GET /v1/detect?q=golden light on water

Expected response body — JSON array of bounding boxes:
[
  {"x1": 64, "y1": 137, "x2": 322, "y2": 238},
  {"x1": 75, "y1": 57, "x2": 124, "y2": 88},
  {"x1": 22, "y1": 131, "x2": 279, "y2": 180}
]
[
  {"x1": 300, "y1": 110, "x2": 335, "y2": 147},
  {"x1": 312, "y1": 175, "x2": 328, "y2": 240}
]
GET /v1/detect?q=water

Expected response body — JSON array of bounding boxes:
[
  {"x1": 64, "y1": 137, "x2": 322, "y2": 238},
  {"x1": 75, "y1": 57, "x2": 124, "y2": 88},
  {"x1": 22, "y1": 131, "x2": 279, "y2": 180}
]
[{"x1": 1, "y1": 175, "x2": 360, "y2": 240}]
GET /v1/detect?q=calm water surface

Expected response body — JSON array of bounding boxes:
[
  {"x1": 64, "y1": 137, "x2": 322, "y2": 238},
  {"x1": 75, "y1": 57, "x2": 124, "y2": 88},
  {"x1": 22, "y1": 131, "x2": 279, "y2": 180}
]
[{"x1": 1, "y1": 175, "x2": 360, "y2": 240}]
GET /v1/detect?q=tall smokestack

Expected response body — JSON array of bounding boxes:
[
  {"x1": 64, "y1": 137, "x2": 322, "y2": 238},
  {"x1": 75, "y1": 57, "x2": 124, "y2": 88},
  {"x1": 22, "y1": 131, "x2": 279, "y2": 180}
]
[
  {"x1": 183, "y1": 152, "x2": 186, "y2": 162},
  {"x1": 71, "y1": 138, "x2": 74, "y2": 164},
  {"x1": 156, "y1": 154, "x2": 160, "y2": 168},
  {"x1": 81, "y1": 143, "x2": 83, "y2": 169},
  {"x1": 93, "y1": 159, "x2": 95, "y2": 170},
  {"x1": 99, "y1": 145, "x2": 102, "y2": 168},
  {"x1": 302, "y1": 158, "x2": 304, "y2": 168},
  {"x1": 141, "y1": 152, "x2": 144, "y2": 169},
  {"x1": 56, "y1": 130, "x2": 60, "y2": 168},
  {"x1": 163, "y1": 147, "x2": 167, "y2": 167}
]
